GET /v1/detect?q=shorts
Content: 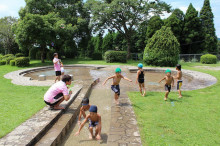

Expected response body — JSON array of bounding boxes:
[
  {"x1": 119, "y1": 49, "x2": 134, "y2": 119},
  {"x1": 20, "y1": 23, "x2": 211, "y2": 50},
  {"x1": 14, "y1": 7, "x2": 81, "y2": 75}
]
[
  {"x1": 165, "y1": 84, "x2": 171, "y2": 92},
  {"x1": 138, "y1": 78, "x2": 144, "y2": 84},
  {"x1": 177, "y1": 80, "x2": 183, "y2": 90},
  {"x1": 44, "y1": 93, "x2": 63, "y2": 106},
  {"x1": 111, "y1": 85, "x2": 120, "y2": 95},
  {"x1": 89, "y1": 119, "x2": 99, "y2": 127},
  {"x1": 55, "y1": 71, "x2": 61, "y2": 76}
]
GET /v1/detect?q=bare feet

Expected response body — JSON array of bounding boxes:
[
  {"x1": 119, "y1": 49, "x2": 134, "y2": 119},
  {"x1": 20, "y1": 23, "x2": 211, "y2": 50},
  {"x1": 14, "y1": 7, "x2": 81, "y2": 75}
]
[
  {"x1": 164, "y1": 98, "x2": 167, "y2": 101},
  {"x1": 96, "y1": 134, "x2": 101, "y2": 140},
  {"x1": 89, "y1": 134, "x2": 93, "y2": 140},
  {"x1": 178, "y1": 96, "x2": 182, "y2": 99},
  {"x1": 53, "y1": 106, "x2": 64, "y2": 110}
]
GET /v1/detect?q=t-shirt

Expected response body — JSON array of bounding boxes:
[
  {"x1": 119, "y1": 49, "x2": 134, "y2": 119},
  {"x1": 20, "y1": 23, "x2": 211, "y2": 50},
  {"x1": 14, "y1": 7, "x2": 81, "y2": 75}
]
[
  {"x1": 53, "y1": 58, "x2": 61, "y2": 71},
  {"x1": 44, "y1": 81, "x2": 69, "y2": 103}
]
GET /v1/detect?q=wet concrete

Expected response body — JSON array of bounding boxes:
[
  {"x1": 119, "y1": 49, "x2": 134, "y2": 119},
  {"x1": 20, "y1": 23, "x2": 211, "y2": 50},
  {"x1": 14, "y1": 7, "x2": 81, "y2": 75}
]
[{"x1": 61, "y1": 85, "x2": 112, "y2": 146}]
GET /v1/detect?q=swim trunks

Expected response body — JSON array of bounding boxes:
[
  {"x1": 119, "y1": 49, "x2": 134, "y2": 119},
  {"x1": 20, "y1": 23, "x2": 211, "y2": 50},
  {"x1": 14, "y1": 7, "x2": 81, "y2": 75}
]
[
  {"x1": 111, "y1": 85, "x2": 120, "y2": 95},
  {"x1": 89, "y1": 119, "x2": 99, "y2": 127},
  {"x1": 177, "y1": 80, "x2": 183, "y2": 90},
  {"x1": 165, "y1": 84, "x2": 171, "y2": 92}
]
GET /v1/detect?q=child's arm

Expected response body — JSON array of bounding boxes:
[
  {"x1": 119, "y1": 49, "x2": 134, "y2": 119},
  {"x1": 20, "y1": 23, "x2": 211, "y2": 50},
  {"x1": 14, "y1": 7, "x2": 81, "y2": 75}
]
[
  {"x1": 121, "y1": 75, "x2": 132, "y2": 82},
  {"x1": 78, "y1": 107, "x2": 85, "y2": 124},
  {"x1": 172, "y1": 77, "x2": 174, "y2": 87},
  {"x1": 158, "y1": 77, "x2": 165, "y2": 83},
  {"x1": 75, "y1": 115, "x2": 89, "y2": 136},
  {"x1": 103, "y1": 75, "x2": 114, "y2": 85},
  {"x1": 136, "y1": 71, "x2": 140, "y2": 84},
  {"x1": 53, "y1": 59, "x2": 59, "y2": 64}
]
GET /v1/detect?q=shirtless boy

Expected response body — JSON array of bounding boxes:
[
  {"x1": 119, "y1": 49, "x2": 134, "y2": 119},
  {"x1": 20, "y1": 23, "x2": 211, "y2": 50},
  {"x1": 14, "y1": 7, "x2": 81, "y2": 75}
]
[
  {"x1": 174, "y1": 64, "x2": 183, "y2": 98},
  {"x1": 78, "y1": 98, "x2": 90, "y2": 125}
]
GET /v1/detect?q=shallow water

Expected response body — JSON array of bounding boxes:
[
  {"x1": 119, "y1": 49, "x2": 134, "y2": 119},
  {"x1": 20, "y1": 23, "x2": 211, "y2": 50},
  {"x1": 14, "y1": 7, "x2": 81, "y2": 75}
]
[{"x1": 61, "y1": 86, "x2": 112, "y2": 146}]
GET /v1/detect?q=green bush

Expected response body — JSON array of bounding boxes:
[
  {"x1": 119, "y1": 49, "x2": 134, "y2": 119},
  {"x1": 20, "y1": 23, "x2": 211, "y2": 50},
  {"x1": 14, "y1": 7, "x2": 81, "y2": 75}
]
[
  {"x1": 104, "y1": 51, "x2": 127, "y2": 63},
  {"x1": 15, "y1": 53, "x2": 24, "y2": 58},
  {"x1": 92, "y1": 52, "x2": 103, "y2": 60},
  {"x1": 200, "y1": 54, "x2": 217, "y2": 64},
  {"x1": 10, "y1": 60, "x2": 15, "y2": 66},
  {"x1": 15, "y1": 57, "x2": 30, "y2": 67},
  {"x1": 5, "y1": 56, "x2": 15, "y2": 64},
  {"x1": 0, "y1": 54, "x2": 3, "y2": 60},
  {"x1": 4, "y1": 54, "x2": 14, "y2": 58},
  {"x1": 0, "y1": 60, "x2": 6, "y2": 65},
  {"x1": 143, "y1": 26, "x2": 180, "y2": 67}
]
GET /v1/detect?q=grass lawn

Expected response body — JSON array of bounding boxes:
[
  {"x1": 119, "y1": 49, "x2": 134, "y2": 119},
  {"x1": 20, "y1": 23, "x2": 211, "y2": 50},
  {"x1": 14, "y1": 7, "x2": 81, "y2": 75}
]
[
  {"x1": 129, "y1": 64, "x2": 220, "y2": 145},
  {"x1": 0, "y1": 59, "x2": 142, "y2": 138}
]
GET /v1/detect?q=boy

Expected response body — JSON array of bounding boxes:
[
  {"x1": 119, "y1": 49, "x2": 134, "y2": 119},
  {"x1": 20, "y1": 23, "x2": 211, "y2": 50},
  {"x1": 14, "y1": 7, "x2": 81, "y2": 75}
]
[
  {"x1": 136, "y1": 63, "x2": 146, "y2": 97},
  {"x1": 53, "y1": 53, "x2": 61, "y2": 83},
  {"x1": 75, "y1": 105, "x2": 102, "y2": 140},
  {"x1": 174, "y1": 64, "x2": 183, "y2": 98},
  {"x1": 103, "y1": 68, "x2": 132, "y2": 105},
  {"x1": 78, "y1": 98, "x2": 90, "y2": 125},
  {"x1": 158, "y1": 69, "x2": 174, "y2": 101},
  {"x1": 44, "y1": 75, "x2": 72, "y2": 110}
]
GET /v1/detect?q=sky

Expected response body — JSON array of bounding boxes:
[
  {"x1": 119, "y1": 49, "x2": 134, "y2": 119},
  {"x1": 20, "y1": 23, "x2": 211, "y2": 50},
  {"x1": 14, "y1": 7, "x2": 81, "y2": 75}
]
[{"x1": 0, "y1": 0, "x2": 219, "y2": 37}]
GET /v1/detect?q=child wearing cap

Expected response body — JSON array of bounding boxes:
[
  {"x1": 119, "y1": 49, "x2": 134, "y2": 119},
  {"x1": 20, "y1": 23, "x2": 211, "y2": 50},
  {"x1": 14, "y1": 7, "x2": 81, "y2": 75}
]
[
  {"x1": 75, "y1": 105, "x2": 102, "y2": 140},
  {"x1": 158, "y1": 69, "x2": 174, "y2": 101},
  {"x1": 103, "y1": 68, "x2": 132, "y2": 105},
  {"x1": 78, "y1": 98, "x2": 90, "y2": 125},
  {"x1": 136, "y1": 63, "x2": 146, "y2": 97},
  {"x1": 174, "y1": 64, "x2": 183, "y2": 98}
]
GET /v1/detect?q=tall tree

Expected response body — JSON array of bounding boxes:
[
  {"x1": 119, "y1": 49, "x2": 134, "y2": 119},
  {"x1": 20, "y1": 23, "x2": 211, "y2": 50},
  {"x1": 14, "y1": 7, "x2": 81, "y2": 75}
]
[
  {"x1": 0, "y1": 17, "x2": 18, "y2": 54},
  {"x1": 86, "y1": 0, "x2": 171, "y2": 58},
  {"x1": 200, "y1": 0, "x2": 218, "y2": 53},
  {"x1": 102, "y1": 32, "x2": 114, "y2": 53},
  {"x1": 146, "y1": 16, "x2": 164, "y2": 42},
  {"x1": 182, "y1": 3, "x2": 203, "y2": 54},
  {"x1": 173, "y1": 8, "x2": 185, "y2": 21}
]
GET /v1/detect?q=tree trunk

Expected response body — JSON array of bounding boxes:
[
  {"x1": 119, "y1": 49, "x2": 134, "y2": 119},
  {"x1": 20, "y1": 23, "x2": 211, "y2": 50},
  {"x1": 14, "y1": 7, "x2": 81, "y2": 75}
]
[
  {"x1": 41, "y1": 45, "x2": 45, "y2": 63},
  {"x1": 126, "y1": 37, "x2": 131, "y2": 59}
]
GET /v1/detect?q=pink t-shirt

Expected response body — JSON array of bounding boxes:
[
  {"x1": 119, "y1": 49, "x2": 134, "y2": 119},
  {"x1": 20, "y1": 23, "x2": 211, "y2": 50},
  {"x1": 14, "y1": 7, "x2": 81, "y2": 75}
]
[
  {"x1": 53, "y1": 58, "x2": 61, "y2": 71},
  {"x1": 44, "y1": 81, "x2": 69, "y2": 103}
]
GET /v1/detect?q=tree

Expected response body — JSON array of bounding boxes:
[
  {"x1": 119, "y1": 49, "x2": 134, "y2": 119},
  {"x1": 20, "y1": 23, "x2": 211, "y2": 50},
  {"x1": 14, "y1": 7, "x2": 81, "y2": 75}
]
[
  {"x1": 181, "y1": 3, "x2": 203, "y2": 54},
  {"x1": 173, "y1": 8, "x2": 185, "y2": 21},
  {"x1": 146, "y1": 16, "x2": 164, "y2": 42},
  {"x1": 0, "y1": 17, "x2": 18, "y2": 54},
  {"x1": 143, "y1": 26, "x2": 180, "y2": 67},
  {"x1": 135, "y1": 21, "x2": 148, "y2": 52},
  {"x1": 200, "y1": 0, "x2": 218, "y2": 53},
  {"x1": 102, "y1": 32, "x2": 114, "y2": 53},
  {"x1": 86, "y1": 0, "x2": 171, "y2": 58}
]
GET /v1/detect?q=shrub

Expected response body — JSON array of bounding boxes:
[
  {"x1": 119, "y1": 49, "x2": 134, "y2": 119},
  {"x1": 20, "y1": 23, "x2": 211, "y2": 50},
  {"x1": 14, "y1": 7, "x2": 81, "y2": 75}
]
[
  {"x1": 4, "y1": 54, "x2": 14, "y2": 58},
  {"x1": 143, "y1": 26, "x2": 180, "y2": 67},
  {"x1": 200, "y1": 54, "x2": 217, "y2": 64},
  {"x1": 0, "y1": 60, "x2": 6, "y2": 65},
  {"x1": 5, "y1": 56, "x2": 15, "y2": 64},
  {"x1": 15, "y1": 57, "x2": 30, "y2": 67},
  {"x1": 15, "y1": 53, "x2": 24, "y2": 58},
  {"x1": 92, "y1": 52, "x2": 103, "y2": 60},
  {"x1": 104, "y1": 51, "x2": 127, "y2": 63},
  {"x1": 0, "y1": 54, "x2": 3, "y2": 60},
  {"x1": 10, "y1": 60, "x2": 15, "y2": 66}
]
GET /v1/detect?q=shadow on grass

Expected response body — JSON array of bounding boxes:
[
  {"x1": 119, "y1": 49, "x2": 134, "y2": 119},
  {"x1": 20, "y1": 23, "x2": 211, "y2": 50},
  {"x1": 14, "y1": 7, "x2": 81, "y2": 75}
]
[{"x1": 132, "y1": 104, "x2": 143, "y2": 110}]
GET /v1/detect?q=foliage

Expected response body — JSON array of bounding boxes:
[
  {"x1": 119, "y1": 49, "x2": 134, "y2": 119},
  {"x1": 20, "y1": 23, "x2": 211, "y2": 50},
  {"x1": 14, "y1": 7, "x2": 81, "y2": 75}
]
[
  {"x1": 86, "y1": 0, "x2": 171, "y2": 58},
  {"x1": 0, "y1": 60, "x2": 6, "y2": 65},
  {"x1": 92, "y1": 52, "x2": 103, "y2": 60},
  {"x1": 10, "y1": 60, "x2": 15, "y2": 66},
  {"x1": 29, "y1": 47, "x2": 38, "y2": 59},
  {"x1": 5, "y1": 56, "x2": 15, "y2": 65},
  {"x1": 102, "y1": 32, "x2": 114, "y2": 53},
  {"x1": 104, "y1": 51, "x2": 127, "y2": 63},
  {"x1": 200, "y1": 54, "x2": 217, "y2": 64},
  {"x1": 46, "y1": 49, "x2": 56, "y2": 60},
  {"x1": 0, "y1": 16, "x2": 19, "y2": 54},
  {"x1": 144, "y1": 26, "x2": 180, "y2": 67},
  {"x1": 15, "y1": 57, "x2": 30, "y2": 67},
  {"x1": 15, "y1": 53, "x2": 24, "y2": 58},
  {"x1": 200, "y1": 0, "x2": 218, "y2": 53},
  {"x1": 146, "y1": 16, "x2": 164, "y2": 42},
  {"x1": 181, "y1": 4, "x2": 203, "y2": 54}
]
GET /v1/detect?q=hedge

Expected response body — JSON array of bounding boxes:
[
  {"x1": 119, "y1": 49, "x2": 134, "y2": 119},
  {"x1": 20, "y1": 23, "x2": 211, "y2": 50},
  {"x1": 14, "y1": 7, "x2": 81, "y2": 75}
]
[
  {"x1": 92, "y1": 52, "x2": 103, "y2": 60},
  {"x1": 5, "y1": 56, "x2": 15, "y2": 64},
  {"x1": 104, "y1": 51, "x2": 127, "y2": 63},
  {"x1": 15, "y1": 57, "x2": 30, "y2": 67},
  {"x1": 200, "y1": 54, "x2": 217, "y2": 64},
  {"x1": 15, "y1": 53, "x2": 24, "y2": 58},
  {"x1": 10, "y1": 60, "x2": 15, "y2": 66},
  {"x1": 0, "y1": 60, "x2": 6, "y2": 65}
]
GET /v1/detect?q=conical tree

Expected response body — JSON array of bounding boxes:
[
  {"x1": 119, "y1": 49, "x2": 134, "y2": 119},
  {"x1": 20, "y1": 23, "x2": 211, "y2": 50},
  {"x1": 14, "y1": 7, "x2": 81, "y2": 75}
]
[
  {"x1": 182, "y1": 3, "x2": 203, "y2": 54},
  {"x1": 143, "y1": 26, "x2": 180, "y2": 67},
  {"x1": 200, "y1": 0, "x2": 218, "y2": 53}
]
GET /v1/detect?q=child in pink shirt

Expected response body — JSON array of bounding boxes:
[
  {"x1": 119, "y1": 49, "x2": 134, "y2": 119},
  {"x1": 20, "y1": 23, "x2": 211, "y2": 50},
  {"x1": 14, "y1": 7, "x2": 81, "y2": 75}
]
[{"x1": 53, "y1": 53, "x2": 61, "y2": 83}]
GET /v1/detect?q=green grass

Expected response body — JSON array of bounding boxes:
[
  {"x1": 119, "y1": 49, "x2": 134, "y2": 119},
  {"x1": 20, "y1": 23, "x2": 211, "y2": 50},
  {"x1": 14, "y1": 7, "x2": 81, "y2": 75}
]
[
  {"x1": 129, "y1": 65, "x2": 220, "y2": 145},
  {"x1": 0, "y1": 59, "x2": 142, "y2": 138}
]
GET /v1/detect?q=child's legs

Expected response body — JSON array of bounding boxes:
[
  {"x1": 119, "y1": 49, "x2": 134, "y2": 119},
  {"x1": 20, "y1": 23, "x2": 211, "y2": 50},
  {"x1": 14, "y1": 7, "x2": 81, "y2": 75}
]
[
  {"x1": 95, "y1": 125, "x2": 101, "y2": 140},
  {"x1": 178, "y1": 89, "x2": 182, "y2": 96},
  {"x1": 138, "y1": 83, "x2": 142, "y2": 94},
  {"x1": 89, "y1": 127, "x2": 94, "y2": 139},
  {"x1": 165, "y1": 91, "x2": 169, "y2": 98},
  {"x1": 114, "y1": 93, "x2": 119, "y2": 101},
  {"x1": 141, "y1": 83, "x2": 146, "y2": 94}
]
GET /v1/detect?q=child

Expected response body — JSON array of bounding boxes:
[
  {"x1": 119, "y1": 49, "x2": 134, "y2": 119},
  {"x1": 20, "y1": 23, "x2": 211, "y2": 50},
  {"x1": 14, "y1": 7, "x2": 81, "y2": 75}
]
[
  {"x1": 136, "y1": 63, "x2": 146, "y2": 97},
  {"x1": 174, "y1": 64, "x2": 183, "y2": 98},
  {"x1": 75, "y1": 105, "x2": 102, "y2": 140},
  {"x1": 53, "y1": 53, "x2": 61, "y2": 83},
  {"x1": 60, "y1": 61, "x2": 65, "y2": 77},
  {"x1": 158, "y1": 69, "x2": 174, "y2": 101},
  {"x1": 103, "y1": 68, "x2": 132, "y2": 105},
  {"x1": 78, "y1": 98, "x2": 90, "y2": 125}
]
